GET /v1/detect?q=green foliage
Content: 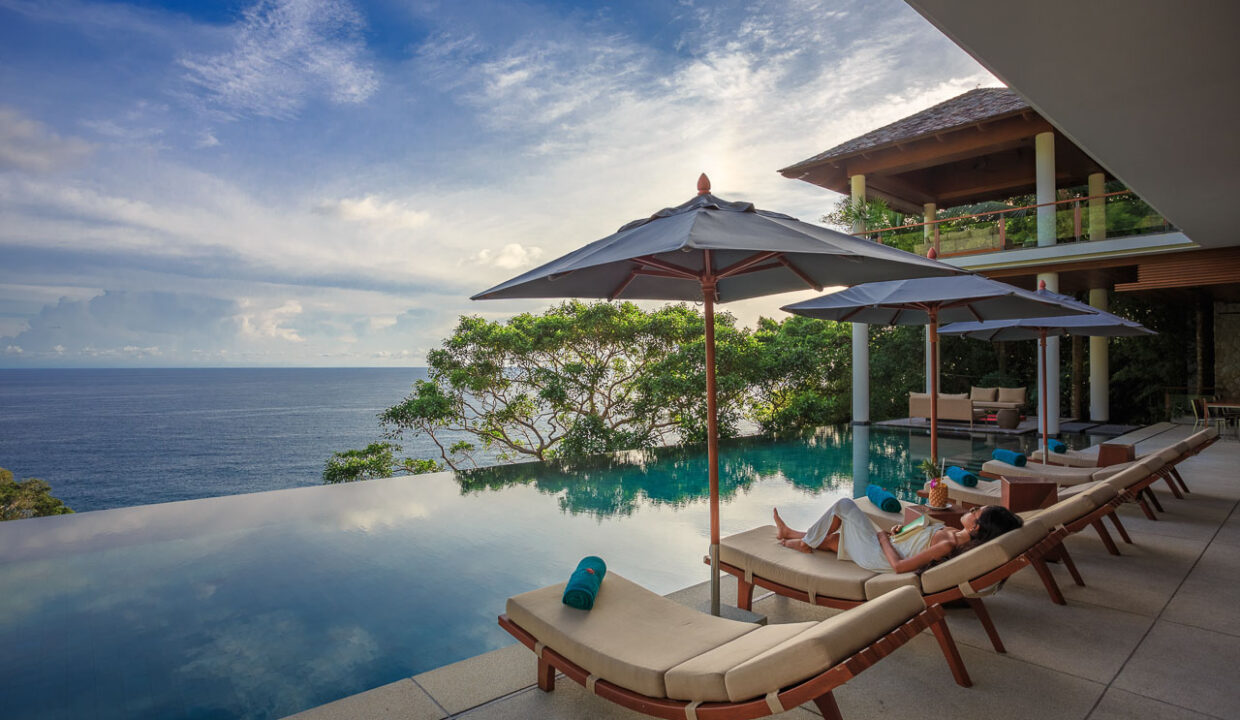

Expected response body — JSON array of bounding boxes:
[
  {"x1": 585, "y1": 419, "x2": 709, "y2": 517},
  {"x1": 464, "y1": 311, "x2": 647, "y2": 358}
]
[
  {"x1": 0, "y1": 468, "x2": 73, "y2": 520},
  {"x1": 748, "y1": 315, "x2": 850, "y2": 434}
]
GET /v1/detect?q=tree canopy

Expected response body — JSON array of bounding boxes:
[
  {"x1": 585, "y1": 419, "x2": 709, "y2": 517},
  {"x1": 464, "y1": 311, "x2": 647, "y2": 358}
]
[{"x1": 0, "y1": 468, "x2": 73, "y2": 521}]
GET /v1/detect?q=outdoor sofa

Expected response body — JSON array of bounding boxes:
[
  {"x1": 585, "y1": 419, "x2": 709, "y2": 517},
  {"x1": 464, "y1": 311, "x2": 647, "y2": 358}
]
[
  {"x1": 968, "y1": 386, "x2": 1027, "y2": 413},
  {"x1": 499, "y1": 574, "x2": 970, "y2": 720},
  {"x1": 908, "y1": 392, "x2": 980, "y2": 426}
]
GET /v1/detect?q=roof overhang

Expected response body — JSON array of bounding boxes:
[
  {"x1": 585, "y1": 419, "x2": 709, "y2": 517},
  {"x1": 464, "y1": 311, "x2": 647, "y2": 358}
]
[{"x1": 904, "y1": 0, "x2": 1240, "y2": 249}]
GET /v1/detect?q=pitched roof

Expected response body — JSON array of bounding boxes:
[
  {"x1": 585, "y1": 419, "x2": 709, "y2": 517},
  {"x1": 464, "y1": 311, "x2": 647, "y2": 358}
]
[{"x1": 780, "y1": 87, "x2": 1031, "y2": 173}]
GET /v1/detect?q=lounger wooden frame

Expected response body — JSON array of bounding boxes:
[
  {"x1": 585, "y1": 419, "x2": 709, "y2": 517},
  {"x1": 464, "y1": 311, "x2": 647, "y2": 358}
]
[
  {"x1": 498, "y1": 601, "x2": 970, "y2": 720},
  {"x1": 718, "y1": 525, "x2": 1071, "y2": 655}
]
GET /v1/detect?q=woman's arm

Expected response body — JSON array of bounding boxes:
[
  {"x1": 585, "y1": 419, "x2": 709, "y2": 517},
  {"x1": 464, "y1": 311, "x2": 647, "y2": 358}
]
[{"x1": 877, "y1": 532, "x2": 956, "y2": 574}]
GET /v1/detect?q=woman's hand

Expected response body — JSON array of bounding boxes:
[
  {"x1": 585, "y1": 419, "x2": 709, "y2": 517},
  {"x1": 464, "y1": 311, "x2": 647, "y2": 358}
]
[{"x1": 888, "y1": 523, "x2": 903, "y2": 535}]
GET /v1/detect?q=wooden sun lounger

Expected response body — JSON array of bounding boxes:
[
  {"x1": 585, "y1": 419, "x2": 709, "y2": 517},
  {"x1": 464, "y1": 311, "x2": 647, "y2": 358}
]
[
  {"x1": 499, "y1": 575, "x2": 969, "y2": 720},
  {"x1": 715, "y1": 516, "x2": 1065, "y2": 655}
]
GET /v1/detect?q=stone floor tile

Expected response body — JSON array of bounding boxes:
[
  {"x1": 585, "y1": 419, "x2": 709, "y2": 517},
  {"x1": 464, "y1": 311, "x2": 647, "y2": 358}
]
[
  {"x1": 1162, "y1": 540, "x2": 1240, "y2": 636},
  {"x1": 283, "y1": 679, "x2": 445, "y2": 720},
  {"x1": 412, "y1": 643, "x2": 535, "y2": 716},
  {"x1": 1087, "y1": 688, "x2": 1215, "y2": 720},
  {"x1": 455, "y1": 683, "x2": 820, "y2": 720},
  {"x1": 1113, "y1": 620, "x2": 1240, "y2": 718}
]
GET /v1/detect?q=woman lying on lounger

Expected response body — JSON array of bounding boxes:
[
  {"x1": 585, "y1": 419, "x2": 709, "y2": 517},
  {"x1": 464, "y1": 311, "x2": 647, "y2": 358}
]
[{"x1": 773, "y1": 498, "x2": 1023, "y2": 574}]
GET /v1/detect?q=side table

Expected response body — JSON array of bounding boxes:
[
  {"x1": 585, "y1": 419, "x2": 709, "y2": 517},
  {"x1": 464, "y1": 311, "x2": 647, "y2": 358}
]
[
  {"x1": 1000, "y1": 476, "x2": 1057, "y2": 512},
  {"x1": 903, "y1": 504, "x2": 965, "y2": 529}
]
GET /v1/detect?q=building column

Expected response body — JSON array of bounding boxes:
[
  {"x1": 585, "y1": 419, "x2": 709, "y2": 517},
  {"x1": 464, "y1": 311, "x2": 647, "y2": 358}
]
[
  {"x1": 923, "y1": 202, "x2": 937, "y2": 394},
  {"x1": 1035, "y1": 132, "x2": 1060, "y2": 432},
  {"x1": 851, "y1": 174, "x2": 869, "y2": 424},
  {"x1": 1087, "y1": 172, "x2": 1109, "y2": 422}
]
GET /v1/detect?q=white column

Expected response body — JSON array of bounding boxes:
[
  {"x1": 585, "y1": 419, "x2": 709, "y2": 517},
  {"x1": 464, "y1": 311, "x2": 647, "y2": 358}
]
[
  {"x1": 1089, "y1": 289, "x2": 1110, "y2": 422},
  {"x1": 1087, "y1": 172, "x2": 1109, "y2": 422},
  {"x1": 852, "y1": 424, "x2": 870, "y2": 496},
  {"x1": 923, "y1": 202, "x2": 937, "y2": 393},
  {"x1": 851, "y1": 174, "x2": 869, "y2": 424},
  {"x1": 1036, "y1": 132, "x2": 1057, "y2": 247},
  {"x1": 1038, "y1": 271, "x2": 1061, "y2": 433}
]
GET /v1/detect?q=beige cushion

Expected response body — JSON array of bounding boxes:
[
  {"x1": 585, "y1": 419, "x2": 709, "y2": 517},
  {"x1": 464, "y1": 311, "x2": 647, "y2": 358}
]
[
  {"x1": 852, "y1": 495, "x2": 909, "y2": 530},
  {"x1": 921, "y1": 518, "x2": 1049, "y2": 594},
  {"x1": 981, "y1": 459, "x2": 1115, "y2": 486},
  {"x1": 971, "y1": 386, "x2": 998, "y2": 401},
  {"x1": 864, "y1": 571, "x2": 922, "y2": 599},
  {"x1": 719, "y1": 526, "x2": 877, "y2": 601},
  {"x1": 723, "y1": 587, "x2": 925, "y2": 702},
  {"x1": 997, "y1": 387, "x2": 1026, "y2": 403},
  {"x1": 505, "y1": 573, "x2": 756, "y2": 698},
  {"x1": 932, "y1": 477, "x2": 1001, "y2": 506},
  {"x1": 940, "y1": 392, "x2": 969, "y2": 400},
  {"x1": 1028, "y1": 494, "x2": 1097, "y2": 528},
  {"x1": 1156, "y1": 446, "x2": 1182, "y2": 463},
  {"x1": 665, "y1": 621, "x2": 816, "y2": 702},
  {"x1": 1028, "y1": 449, "x2": 1099, "y2": 468},
  {"x1": 1173, "y1": 440, "x2": 1191, "y2": 456},
  {"x1": 1081, "y1": 482, "x2": 1120, "y2": 505}
]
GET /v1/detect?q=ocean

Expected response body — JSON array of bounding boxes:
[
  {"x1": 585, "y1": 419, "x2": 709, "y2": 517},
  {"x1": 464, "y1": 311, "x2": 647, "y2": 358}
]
[{"x1": 0, "y1": 368, "x2": 476, "y2": 512}]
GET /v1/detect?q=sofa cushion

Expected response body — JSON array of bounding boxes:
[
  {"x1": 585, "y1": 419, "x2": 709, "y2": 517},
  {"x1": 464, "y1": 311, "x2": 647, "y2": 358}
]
[
  {"x1": 723, "y1": 587, "x2": 925, "y2": 702},
  {"x1": 940, "y1": 393, "x2": 969, "y2": 400},
  {"x1": 720, "y1": 526, "x2": 876, "y2": 601},
  {"x1": 506, "y1": 573, "x2": 756, "y2": 698},
  {"x1": 920, "y1": 518, "x2": 1049, "y2": 594},
  {"x1": 665, "y1": 621, "x2": 816, "y2": 702},
  {"x1": 997, "y1": 387, "x2": 1026, "y2": 403},
  {"x1": 970, "y1": 386, "x2": 998, "y2": 401}
]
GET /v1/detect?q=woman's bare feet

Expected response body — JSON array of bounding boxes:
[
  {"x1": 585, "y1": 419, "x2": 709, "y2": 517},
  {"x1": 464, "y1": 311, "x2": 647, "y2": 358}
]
[
  {"x1": 773, "y1": 508, "x2": 791, "y2": 539},
  {"x1": 779, "y1": 538, "x2": 813, "y2": 553}
]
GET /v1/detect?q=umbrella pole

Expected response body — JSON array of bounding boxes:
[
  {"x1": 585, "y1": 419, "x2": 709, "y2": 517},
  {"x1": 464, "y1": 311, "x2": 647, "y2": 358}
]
[
  {"x1": 1040, "y1": 330, "x2": 1049, "y2": 460},
  {"x1": 929, "y1": 308, "x2": 939, "y2": 464},
  {"x1": 702, "y1": 276, "x2": 721, "y2": 617}
]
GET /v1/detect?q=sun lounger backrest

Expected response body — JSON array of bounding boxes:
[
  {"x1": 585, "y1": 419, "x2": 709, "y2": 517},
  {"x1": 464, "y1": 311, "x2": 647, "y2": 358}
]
[
  {"x1": 920, "y1": 518, "x2": 1049, "y2": 594},
  {"x1": 719, "y1": 586, "x2": 925, "y2": 703},
  {"x1": 1103, "y1": 458, "x2": 1159, "y2": 492},
  {"x1": 1028, "y1": 494, "x2": 1097, "y2": 528},
  {"x1": 1081, "y1": 481, "x2": 1119, "y2": 505}
]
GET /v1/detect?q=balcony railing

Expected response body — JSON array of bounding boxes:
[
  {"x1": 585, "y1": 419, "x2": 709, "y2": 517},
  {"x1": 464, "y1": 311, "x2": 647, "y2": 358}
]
[{"x1": 856, "y1": 191, "x2": 1175, "y2": 259}]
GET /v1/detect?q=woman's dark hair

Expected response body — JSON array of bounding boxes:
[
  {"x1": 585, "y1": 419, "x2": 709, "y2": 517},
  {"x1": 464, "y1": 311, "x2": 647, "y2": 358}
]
[{"x1": 974, "y1": 505, "x2": 1024, "y2": 543}]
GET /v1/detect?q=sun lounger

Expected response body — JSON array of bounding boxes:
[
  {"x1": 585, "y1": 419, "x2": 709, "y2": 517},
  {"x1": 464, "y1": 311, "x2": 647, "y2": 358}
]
[
  {"x1": 1027, "y1": 421, "x2": 1182, "y2": 466},
  {"x1": 979, "y1": 458, "x2": 1137, "y2": 486},
  {"x1": 716, "y1": 516, "x2": 1063, "y2": 654},
  {"x1": 499, "y1": 574, "x2": 970, "y2": 720}
]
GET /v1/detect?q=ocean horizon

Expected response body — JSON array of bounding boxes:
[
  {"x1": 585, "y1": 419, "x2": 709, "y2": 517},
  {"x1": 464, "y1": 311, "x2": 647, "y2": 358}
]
[{"x1": 0, "y1": 367, "x2": 488, "y2": 513}]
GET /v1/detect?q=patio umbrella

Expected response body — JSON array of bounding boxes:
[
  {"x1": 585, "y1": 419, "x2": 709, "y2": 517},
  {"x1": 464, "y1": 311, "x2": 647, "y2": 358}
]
[
  {"x1": 939, "y1": 281, "x2": 1153, "y2": 459},
  {"x1": 473, "y1": 174, "x2": 963, "y2": 615},
  {"x1": 781, "y1": 275, "x2": 1093, "y2": 464}
]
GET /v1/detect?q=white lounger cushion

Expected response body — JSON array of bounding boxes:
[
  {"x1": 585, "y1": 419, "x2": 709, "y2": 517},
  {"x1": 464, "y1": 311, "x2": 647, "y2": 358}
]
[
  {"x1": 506, "y1": 573, "x2": 756, "y2": 698},
  {"x1": 664, "y1": 621, "x2": 816, "y2": 702},
  {"x1": 719, "y1": 525, "x2": 878, "y2": 601}
]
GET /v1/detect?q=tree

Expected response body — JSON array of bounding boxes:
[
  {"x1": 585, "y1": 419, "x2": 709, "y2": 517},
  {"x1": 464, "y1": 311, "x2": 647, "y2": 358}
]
[{"x1": 0, "y1": 468, "x2": 73, "y2": 521}]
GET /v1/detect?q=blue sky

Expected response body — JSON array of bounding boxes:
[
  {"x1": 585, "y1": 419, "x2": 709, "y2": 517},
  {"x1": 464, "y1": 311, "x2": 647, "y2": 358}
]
[{"x1": 0, "y1": 0, "x2": 996, "y2": 367}]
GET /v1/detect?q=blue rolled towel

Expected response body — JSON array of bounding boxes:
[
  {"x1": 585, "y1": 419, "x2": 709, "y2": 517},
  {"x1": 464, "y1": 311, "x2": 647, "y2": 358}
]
[
  {"x1": 562, "y1": 556, "x2": 607, "y2": 610},
  {"x1": 992, "y1": 448, "x2": 1027, "y2": 467},
  {"x1": 1048, "y1": 439, "x2": 1068, "y2": 454},
  {"x1": 946, "y1": 466, "x2": 978, "y2": 487},
  {"x1": 866, "y1": 484, "x2": 901, "y2": 513}
]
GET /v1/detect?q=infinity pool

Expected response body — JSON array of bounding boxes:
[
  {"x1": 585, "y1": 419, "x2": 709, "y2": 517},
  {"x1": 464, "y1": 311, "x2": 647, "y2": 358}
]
[{"x1": 0, "y1": 425, "x2": 1084, "y2": 719}]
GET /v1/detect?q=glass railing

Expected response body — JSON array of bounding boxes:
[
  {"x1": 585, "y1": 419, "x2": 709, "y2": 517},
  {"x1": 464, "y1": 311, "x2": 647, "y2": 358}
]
[{"x1": 857, "y1": 191, "x2": 1175, "y2": 259}]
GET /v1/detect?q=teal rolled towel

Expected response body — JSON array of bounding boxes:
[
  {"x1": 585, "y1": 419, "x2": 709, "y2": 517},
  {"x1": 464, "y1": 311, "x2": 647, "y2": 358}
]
[
  {"x1": 866, "y1": 484, "x2": 901, "y2": 513},
  {"x1": 946, "y1": 466, "x2": 978, "y2": 487},
  {"x1": 562, "y1": 556, "x2": 607, "y2": 610},
  {"x1": 992, "y1": 448, "x2": 1027, "y2": 467},
  {"x1": 1048, "y1": 439, "x2": 1067, "y2": 454}
]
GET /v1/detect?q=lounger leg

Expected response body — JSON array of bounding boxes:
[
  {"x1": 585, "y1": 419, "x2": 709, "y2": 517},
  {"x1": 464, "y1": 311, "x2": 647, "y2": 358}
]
[
  {"x1": 1091, "y1": 518, "x2": 1121, "y2": 556},
  {"x1": 1032, "y1": 559, "x2": 1067, "y2": 605},
  {"x1": 1056, "y1": 545, "x2": 1085, "y2": 587},
  {"x1": 1171, "y1": 466, "x2": 1190, "y2": 493},
  {"x1": 1136, "y1": 494, "x2": 1158, "y2": 520},
  {"x1": 736, "y1": 577, "x2": 754, "y2": 612},
  {"x1": 928, "y1": 618, "x2": 973, "y2": 687},
  {"x1": 1144, "y1": 487, "x2": 1165, "y2": 514},
  {"x1": 1161, "y1": 471, "x2": 1184, "y2": 499},
  {"x1": 537, "y1": 657, "x2": 555, "y2": 692},
  {"x1": 813, "y1": 691, "x2": 844, "y2": 720},
  {"x1": 965, "y1": 597, "x2": 1006, "y2": 654},
  {"x1": 1108, "y1": 512, "x2": 1134, "y2": 544}
]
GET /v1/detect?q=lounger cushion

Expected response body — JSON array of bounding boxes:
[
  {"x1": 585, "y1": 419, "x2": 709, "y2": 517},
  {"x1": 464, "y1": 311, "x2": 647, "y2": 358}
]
[
  {"x1": 1028, "y1": 450, "x2": 1098, "y2": 468},
  {"x1": 720, "y1": 526, "x2": 878, "y2": 601},
  {"x1": 1102, "y1": 462, "x2": 1154, "y2": 492},
  {"x1": 982, "y1": 459, "x2": 1120, "y2": 486},
  {"x1": 921, "y1": 518, "x2": 1049, "y2": 594},
  {"x1": 852, "y1": 495, "x2": 908, "y2": 529},
  {"x1": 864, "y1": 571, "x2": 922, "y2": 599},
  {"x1": 723, "y1": 587, "x2": 925, "y2": 702},
  {"x1": 971, "y1": 386, "x2": 998, "y2": 401},
  {"x1": 1027, "y1": 494, "x2": 1097, "y2": 528},
  {"x1": 505, "y1": 573, "x2": 756, "y2": 698},
  {"x1": 933, "y1": 477, "x2": 1001, "y2": 507},
  {"x1": 665, "y1": 621, "x2": 816, "y2": 702},
  {"x1": 997, "y1": 387, "x2": 1026, "y2": 403}
]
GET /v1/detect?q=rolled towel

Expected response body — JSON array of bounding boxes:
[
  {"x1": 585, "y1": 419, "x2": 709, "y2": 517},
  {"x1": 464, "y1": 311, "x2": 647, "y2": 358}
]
[
  {"x1": 562, "y1": 556, "x2": 607, "y2": 610},
  {"x1": 946, "y1": 465, "x2": 979, "y2": 487},
  {"x1": 866, "y1": 484, "x2": 901, "y2": 513},
  {"x1": 1048, "y1": 439, "x2": 1068, "y2": 454},
  {"x1": 992, "y1": 448, "x2": 1027, "y2": 467}
]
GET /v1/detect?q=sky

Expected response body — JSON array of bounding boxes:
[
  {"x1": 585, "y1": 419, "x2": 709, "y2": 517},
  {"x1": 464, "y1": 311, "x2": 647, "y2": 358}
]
[{"x1": 0, "y1": 0, "x2": 997, "y2": 367}]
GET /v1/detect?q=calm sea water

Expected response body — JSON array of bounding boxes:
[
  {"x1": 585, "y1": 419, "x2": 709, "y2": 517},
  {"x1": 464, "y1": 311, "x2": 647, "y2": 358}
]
[{"x1": 0, "y1": 368, "x2": 476, "y2": 512}]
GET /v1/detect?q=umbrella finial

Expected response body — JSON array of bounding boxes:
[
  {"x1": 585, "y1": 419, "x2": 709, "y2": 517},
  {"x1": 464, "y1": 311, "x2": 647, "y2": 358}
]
[
  {"x1": 927, "y1": 247, "x2": 938, "y2": 260},
  {"x1": 698, "y1": 173, "x2": 711, "y2": 195},
  {"x1": 1039, "y1": 279, "x2": 1047, "y2": 290}
]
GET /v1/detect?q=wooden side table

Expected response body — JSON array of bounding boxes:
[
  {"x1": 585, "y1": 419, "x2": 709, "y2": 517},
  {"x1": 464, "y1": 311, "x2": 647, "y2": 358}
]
[
  {"x1": 1000, "y1": 476, "x2": 1057, "y2": 512},
  {"x1": 903, "y1": 504, "x2": 965, "y2": 529},
  {"x1": 1095, "y1": 443, "x2": 1135, "y2": 467}
]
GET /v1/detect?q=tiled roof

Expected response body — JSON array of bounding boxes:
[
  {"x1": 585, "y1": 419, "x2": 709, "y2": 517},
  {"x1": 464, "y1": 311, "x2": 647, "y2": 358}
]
[{"x1": 781, "y1": 88, "x2": 1031, "y2": 172}]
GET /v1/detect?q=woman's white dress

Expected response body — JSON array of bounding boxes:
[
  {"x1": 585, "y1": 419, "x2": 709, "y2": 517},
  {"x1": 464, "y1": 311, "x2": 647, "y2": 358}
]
[{"x1": 800, "y1": 497, "x2": 941, "y2": 572}]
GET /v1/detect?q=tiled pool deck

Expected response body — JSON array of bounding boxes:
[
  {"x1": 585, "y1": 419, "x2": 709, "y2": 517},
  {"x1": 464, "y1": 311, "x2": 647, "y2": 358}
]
[{"x1": 287, "y1": 424, "x2": 1240, "y2": 720}]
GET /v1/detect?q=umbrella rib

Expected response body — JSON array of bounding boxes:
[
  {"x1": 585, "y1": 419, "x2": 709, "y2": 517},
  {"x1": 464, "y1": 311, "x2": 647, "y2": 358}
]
[
  {"x1": 609, "y1": 268, "x2": 641, "y2": 300},
  {"x1": 632, "y1": 255, "x2": 700, "y2": 280},
  {"x1": 776, "y1": 256, "x2": 824, "y2": 291},
  {"x1": 716, "y1": 251, "x2": 780, "y2": 279}
]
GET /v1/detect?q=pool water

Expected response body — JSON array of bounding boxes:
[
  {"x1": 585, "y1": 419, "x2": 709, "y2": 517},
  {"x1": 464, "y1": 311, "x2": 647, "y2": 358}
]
[{"x1": 0, "y1": 425, "x2": 1092, "y2": 719}]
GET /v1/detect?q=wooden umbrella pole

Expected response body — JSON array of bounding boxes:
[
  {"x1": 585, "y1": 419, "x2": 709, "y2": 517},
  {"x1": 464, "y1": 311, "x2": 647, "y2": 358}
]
[
  {"x1": 702, "y1": 262, "x2": 721, "y2": 617},
  {"x1": 1040, "y1": 330, "x2": 1049, "y2": 460},
  {"x1": 929, "y1": 308, "x2": 940, "y2": 464}
]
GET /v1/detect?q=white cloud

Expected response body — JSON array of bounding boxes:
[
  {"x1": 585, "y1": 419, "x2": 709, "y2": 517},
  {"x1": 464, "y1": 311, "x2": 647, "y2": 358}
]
[
  {"x1": 178, "y1": 0, "x2": 378, "y2": 120},
  {"x1": 0, "y1": 107, "x2": 94, "y2": 173},
  {"x1": 237, "y1": 299, "x2": 305, "y2": 342},
  {"x1": 3, "y1": 345, "x2": 22, "y2": 355},
  {"x1": 324, "y1": 195, "x2": 430, "y2": 230},
  {"x1": 467, "y1": 243, "x2": 544, "y2": 270}
]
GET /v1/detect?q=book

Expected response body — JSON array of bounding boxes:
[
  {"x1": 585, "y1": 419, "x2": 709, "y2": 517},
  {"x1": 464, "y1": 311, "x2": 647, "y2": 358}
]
[{"x1": 896, "y1": 513, "x2": 928, "y2": 535}]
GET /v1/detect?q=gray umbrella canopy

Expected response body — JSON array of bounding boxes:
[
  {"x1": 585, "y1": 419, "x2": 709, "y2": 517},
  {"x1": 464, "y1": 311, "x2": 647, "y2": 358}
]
[
  {"x1": 781, "y1": 275, "x2": 1094, "y2": 463},
  {"x1": 940, "y1": 285, "x2": 1154, "y2": 458},
  {"x1": 473, "y1": 175, "x2": 965, "y2": 617}
]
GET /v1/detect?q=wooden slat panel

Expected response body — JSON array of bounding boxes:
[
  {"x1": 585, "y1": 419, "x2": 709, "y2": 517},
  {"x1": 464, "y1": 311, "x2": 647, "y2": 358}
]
[{"x1": 1115, "y1": 248, "x2": 1240, "y2": 291}]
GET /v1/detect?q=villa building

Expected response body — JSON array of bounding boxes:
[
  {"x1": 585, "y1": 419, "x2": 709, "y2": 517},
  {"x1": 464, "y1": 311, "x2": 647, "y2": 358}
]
[{"x1": 780, "y1": 3, "x2": 1240, "y2": 429}]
